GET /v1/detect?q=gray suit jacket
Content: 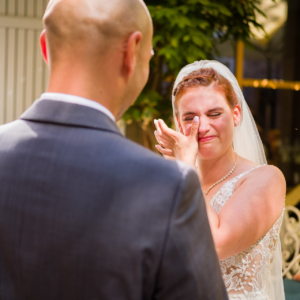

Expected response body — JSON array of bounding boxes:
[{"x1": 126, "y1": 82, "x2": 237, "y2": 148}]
[{"x1": 0, "y1": 98, "x2": 228, "y2": 300}]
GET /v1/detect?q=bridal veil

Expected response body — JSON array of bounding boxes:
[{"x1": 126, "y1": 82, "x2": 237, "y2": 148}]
[{"x1": 172, "y1": 60, "x2": 285, "y2": 300}]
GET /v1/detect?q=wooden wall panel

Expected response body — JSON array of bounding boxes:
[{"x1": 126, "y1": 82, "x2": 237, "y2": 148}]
[
  {"x1": 8, "y1": 0, "x2": 16, "y2": 16},
  {"x1": 17, "y1": 0, "x2": 25, "y2": 17},
  {"x1": 34, "y1": 30, "x2": 43, "y2": 100},
  {"x1": 0, "y1": 0, "x2": 50, "y2": 124},
  {"x1": 6, "y1": 28, "x2": 16, "y2": 123},
  {"x1": 0, "y1": 28, "x2": 6, "y2": 124},
  {"x1": 0, "y1": 0, "x2": 5, "y2": 15},
  {"x1": 26, "y1": 0, "x2": 34, "y2": 18},
  {"x1": 16, "y1": 29, "x2": 25, "y2": 118},
  {"x1": 36, "y1": 0, "x2": 44, "y2": 18},
  {"x1": 25, "y1": 30, "x2": 34, "y2": 110}
]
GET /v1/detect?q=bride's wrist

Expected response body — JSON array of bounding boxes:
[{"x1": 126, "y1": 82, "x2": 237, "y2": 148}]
[{"x1": 177, "y1": 155, "x2": 196, "y2": 168}]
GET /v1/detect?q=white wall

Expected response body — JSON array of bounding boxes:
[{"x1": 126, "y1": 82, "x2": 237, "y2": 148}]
[{"x1": 0, "y1": 0, "x2": 49, "y2": 124}]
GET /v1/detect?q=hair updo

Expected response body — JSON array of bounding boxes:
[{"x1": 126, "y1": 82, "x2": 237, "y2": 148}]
[{"x1": 173, "y1": 68, "x2": 238, "y2": 116}]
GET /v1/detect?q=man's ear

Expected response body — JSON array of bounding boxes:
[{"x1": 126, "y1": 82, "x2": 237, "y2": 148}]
[
  {"x1": 122, "y1": 31, "x2": 143, "y2": 80},
  {"x1": 176, "y1": 115, "x2": 184, "y2": 134},
  {"x1": 40, "y1": 29, "x2": 48, "y2": 65}
]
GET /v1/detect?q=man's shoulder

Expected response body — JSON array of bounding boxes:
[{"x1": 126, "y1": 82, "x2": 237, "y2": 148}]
[
  {"x1": 112, "y1": 134, "x2": 197, "y2": 183},
  {"x1": 0, "y1": 118, "x2": 196, "y2": 184}
]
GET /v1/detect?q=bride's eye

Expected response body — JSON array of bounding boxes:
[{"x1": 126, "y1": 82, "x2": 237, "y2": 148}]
[
  {"x1": 183, "y1": 117, "x2": 194, "y2": 121},
  {"x1": 209, "y1": 113, "x2": 221, "y2": 117}
]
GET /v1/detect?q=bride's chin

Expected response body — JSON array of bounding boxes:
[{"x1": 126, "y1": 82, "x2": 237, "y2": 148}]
[{"x1": 197, "y1": 147, "x2": 217, "y2": 160}]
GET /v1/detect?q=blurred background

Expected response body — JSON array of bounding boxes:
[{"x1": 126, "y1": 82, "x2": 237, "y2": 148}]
[{"x1": 0, "y1": 0, "x2": 300, "y2": 287}]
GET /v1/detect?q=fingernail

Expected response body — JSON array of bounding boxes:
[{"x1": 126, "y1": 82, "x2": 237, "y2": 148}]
[
  {"x1": 193, "y1": 116, "x2": 199, "y2": 123},
  {"x1": 154, "y1": 131, "x2": 157, "y2": 135},
  {"x1": 154, "y1": 119, "x2": 157, "y2": 124}
]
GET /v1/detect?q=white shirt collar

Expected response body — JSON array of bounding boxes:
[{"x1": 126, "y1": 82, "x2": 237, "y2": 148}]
[{"x1": 41, "y1": 93, "x2": 116, "y2": 122}]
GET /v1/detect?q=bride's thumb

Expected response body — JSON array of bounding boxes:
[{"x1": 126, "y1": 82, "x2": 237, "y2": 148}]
[{"x1": 189, "y1": 116, "x2": 199, "y2": 139}]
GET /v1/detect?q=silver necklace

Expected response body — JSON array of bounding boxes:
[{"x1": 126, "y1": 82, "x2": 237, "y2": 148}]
[{"x1": 204, "y1": 161, "x2": 237, "y2": 195}]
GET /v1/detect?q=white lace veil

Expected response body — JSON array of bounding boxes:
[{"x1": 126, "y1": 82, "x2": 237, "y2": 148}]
[{"x1": 172, "y1": 60, "x2": 285, "y2": 300}]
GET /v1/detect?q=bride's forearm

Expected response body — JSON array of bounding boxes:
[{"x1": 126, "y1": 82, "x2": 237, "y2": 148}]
[
  {"x1": 204, "y1": 201, "x2": 222, "y2": 257},
  {"x1": 205, "y1": 202, "x2": 220, "y2": 232}
]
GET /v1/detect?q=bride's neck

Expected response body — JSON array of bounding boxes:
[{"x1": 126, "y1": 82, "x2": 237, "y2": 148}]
[{"x1": 198, "y1": 148, "x2": 236, "y2": 187}]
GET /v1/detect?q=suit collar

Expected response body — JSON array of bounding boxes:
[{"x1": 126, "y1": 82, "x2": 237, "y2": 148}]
[
  {"x1": 40, "y1": 93, "x2": 116, "y2": 122},
  {"x1": 20, "y1": 99, "x2": 123, "y2": 137}
]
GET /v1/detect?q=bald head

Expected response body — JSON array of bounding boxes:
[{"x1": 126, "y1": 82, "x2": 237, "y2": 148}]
[
  {"x1": 43, "y1": 0, "x2": 152, "y2": 62},
  {"x1": 42, "y1": 0, "x2": 153, "y2": 119}
]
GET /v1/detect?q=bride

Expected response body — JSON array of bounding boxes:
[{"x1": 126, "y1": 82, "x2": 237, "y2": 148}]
[{"x1": 154, "y1": 61, "x2": 286, "y2": 300}]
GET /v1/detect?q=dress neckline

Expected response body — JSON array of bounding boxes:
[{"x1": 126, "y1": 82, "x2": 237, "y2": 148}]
[{"x1": 209, "y1": 164, "x2": 265, "y2": 204}]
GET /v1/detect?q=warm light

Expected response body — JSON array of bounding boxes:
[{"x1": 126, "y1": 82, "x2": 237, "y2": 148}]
[
  {"x1": 249, "y1": 0, "x2": 287, "y2": 43},
  {"x1": 243, "y1": 78, "x2": 300, "y2": 90}
]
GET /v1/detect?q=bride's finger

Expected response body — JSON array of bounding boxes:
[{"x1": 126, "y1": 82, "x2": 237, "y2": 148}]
[
  {"x1": 154, "y1": 131, "x2": 172, "y2": 148},
  {"x1": 155, "y1": 145, "x2": 175, "y2": 157},
  {"x1": 155, "y1": 121, "x2": 178, "y2": 145},
  {"x1": 154, "y1": 119, "x2": 162, "y2": 135},
  {"x1": 158, "y1": 119, "x2": 178, "y2": 140}
]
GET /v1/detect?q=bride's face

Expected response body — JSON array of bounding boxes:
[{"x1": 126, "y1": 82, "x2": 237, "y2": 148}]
[{"x1": 176, "y1": 87, "x2": 241, "y2": 160}]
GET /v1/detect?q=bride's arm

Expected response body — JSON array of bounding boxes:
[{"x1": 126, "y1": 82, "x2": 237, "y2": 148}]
[
  {"x1": 154, "y1": 119, "x2": 286, "y2": 261},
  {"x1": 208, "y1": 165, "x2": 286, "y2": 261}
]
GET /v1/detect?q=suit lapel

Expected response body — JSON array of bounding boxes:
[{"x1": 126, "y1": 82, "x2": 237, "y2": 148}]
[{"x1": 20, "y1": 99, "x2": 123, "y2": 137}]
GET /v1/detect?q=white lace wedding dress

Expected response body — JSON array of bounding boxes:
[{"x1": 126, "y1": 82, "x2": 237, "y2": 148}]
[{"x1": 210, "y1": 167, "x2": 284, "y2": 300}]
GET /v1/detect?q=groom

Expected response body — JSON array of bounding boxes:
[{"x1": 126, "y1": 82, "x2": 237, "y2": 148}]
[{"x1": 0, "y1": 0, "x2": 227, "y2": 299}]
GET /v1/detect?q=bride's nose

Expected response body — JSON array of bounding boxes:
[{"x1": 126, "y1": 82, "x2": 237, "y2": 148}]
[{"x1": 199, "y1": 117, "x2": 210, "y2": 134}]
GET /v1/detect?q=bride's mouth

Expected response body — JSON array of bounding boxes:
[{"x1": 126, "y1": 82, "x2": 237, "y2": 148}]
[{"x1": 198, "y1": 136, "x2": 216, "y2": 143}]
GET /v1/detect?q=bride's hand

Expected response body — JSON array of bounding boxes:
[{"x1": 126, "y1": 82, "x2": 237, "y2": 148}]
[{"x1": 154, "y1": 117, "x2": 200, "y2": 167}]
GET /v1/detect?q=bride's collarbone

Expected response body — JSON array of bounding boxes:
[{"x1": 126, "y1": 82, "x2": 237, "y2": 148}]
[{"x1": 202, "y1": 163, "x2": 261, "y2": 203}]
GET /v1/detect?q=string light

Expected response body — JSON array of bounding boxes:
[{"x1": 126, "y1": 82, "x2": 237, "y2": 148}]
[{"x1": 243, "y1": 79, "x2": 300, "y2": 90}]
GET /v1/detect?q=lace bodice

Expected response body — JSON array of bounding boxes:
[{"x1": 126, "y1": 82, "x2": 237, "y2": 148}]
[{"x1": 210, "y1": 167, "x2": 284, "y2": 300}]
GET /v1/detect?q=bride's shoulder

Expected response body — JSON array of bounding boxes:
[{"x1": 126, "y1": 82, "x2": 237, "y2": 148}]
[
  {"x1": 237, "y1": 162, "x2": 286, "y2": 205},
  {"x1": 249, "y1": 164, "x2": 285, "y2": 184},
  {"x1": 236, "y1": 158, "x2": 286, "y2": 193},
  {"x1": 233, "y1": 161, "x2": 286, "y2": 215}
]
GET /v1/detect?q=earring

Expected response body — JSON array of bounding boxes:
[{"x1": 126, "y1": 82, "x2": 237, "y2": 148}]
[{"x1": 234, "y1": 122, "x2": 238, "y2": 127}]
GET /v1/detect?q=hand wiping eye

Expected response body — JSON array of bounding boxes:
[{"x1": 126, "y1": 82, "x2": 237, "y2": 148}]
[{"x1": 153, "y1": 117, "x2": 200, "y2": 167}]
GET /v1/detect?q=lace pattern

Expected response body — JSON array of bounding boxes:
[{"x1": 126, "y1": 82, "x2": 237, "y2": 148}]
[{"x1": 210, "y1": 167, "x2": 284, "y2": 300}]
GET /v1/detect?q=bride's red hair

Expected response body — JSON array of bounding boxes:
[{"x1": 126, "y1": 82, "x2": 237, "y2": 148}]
[{"x1": 173, "y1": 68, "x2": 238, "y2": 115}]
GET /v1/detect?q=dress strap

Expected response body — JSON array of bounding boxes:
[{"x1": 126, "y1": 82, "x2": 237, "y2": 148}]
[
  {"x1": 209, "y1": 164, "x2": 267, "y2": 208},
  {"x1": 234, "y1": 164, "x2": 266, "y2": 182}
]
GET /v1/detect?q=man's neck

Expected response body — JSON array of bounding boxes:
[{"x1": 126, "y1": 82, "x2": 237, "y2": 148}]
[{"x1": 47, "y1": 75, "x2": 119, "y2": 119}]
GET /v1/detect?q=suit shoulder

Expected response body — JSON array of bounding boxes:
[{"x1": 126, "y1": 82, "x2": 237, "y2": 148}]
[
  {"x1": 0, "y1": 120, "x2": 20, "y2": 132},
  {"x1": 112, "y1": 135, "x2": 198, "y2": 184}
]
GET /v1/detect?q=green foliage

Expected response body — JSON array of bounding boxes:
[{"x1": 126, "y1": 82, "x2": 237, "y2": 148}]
[
  {"x1": 123, "y1": 0, "x2": 273, "y2": 127},
  {"x1": 123, "y1": 90, "x2": 162, "y2": 129}
]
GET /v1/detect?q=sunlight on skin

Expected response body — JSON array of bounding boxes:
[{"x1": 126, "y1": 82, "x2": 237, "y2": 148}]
[
  {"x1": 41, "y1": 0, "x2": 154, "y2": 121},
  {"x1": 154, "y1": 86, "x2": 286, "y2": 261},
  {"x1": 176, "y1": 87, "x2": 240, "y2": 161}
]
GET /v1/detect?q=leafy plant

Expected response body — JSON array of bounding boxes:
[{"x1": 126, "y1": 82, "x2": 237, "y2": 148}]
[{"x1": 123, "y1": 0, "x2": 273, "y2": 139}]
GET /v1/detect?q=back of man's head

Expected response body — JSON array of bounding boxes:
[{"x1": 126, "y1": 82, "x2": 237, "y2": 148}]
[
  {"x1": 41, "y1": 0, "x2": 153, "y2": 120},
  {"x1": 44, "y1": 0, "x2": 150, "y2": 60}
]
